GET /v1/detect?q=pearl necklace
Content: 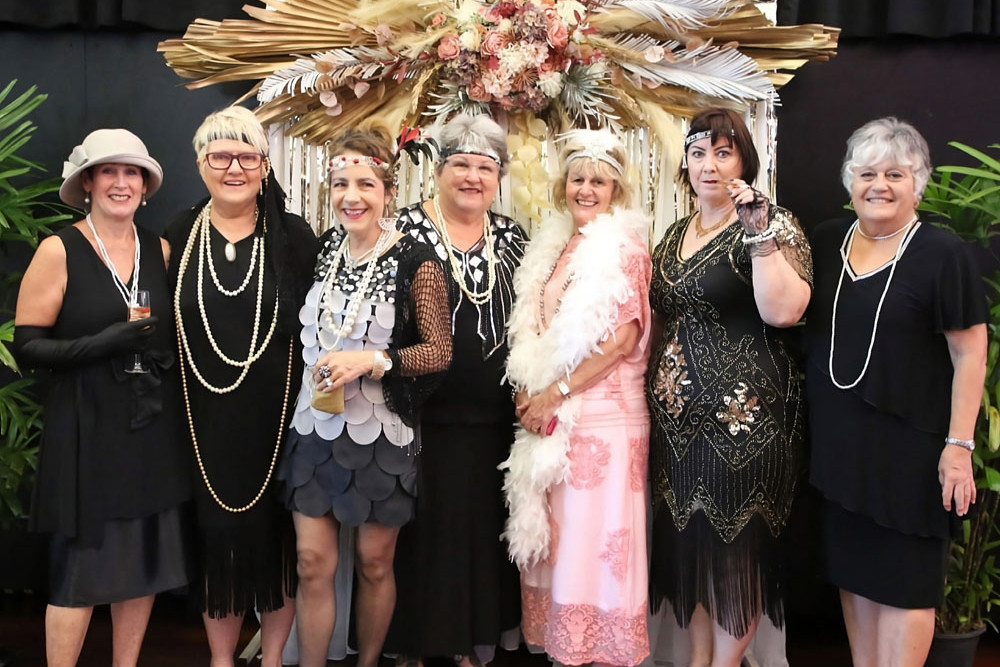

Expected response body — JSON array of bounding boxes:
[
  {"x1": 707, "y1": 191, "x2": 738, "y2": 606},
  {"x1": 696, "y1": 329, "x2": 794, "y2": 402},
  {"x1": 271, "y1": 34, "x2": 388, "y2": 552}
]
[
  {"x1": 85, "y1": 213, "x2": 140, "y2": 309},
  {"x1": 431, "y1": 196, "x2": 497, "y2": 305},
  {"x1": 178, "y1": 329, "x2": 293, "y2": 513},
  {"x1": 175, "y1": 202, "x2": 279, "y2": 394},
  {"x1": 316, "y1": 228, "x2": 395, "y2": 346},
  {"x1": 855, "y1": 215, "x2": 917, "y2": 241},
  {"x1": 538, "y1": 252, "x2": 574, "y2": 328},
  {"x1": 828, "y1": 219, "x2": 918, "y2": 389},
  {"x1": 202, "y1": 202, "x2": 261, "y2": 296}
]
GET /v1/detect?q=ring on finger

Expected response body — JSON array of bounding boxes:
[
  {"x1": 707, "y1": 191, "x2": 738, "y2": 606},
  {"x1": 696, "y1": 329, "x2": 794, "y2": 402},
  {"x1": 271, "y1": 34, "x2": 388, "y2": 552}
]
[{"x1": 318, "y1": 365, "x2": 332, "y2": 379}]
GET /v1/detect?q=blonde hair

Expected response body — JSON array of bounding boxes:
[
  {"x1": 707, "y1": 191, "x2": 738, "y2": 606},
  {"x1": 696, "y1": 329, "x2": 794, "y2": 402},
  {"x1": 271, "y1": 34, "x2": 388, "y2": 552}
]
[
  {"x1": 552, "y1": 144, "x2": 632, "y2": 211},
  {"x1": 192, "y1": 106, "x2": 269, "y2": 158}
]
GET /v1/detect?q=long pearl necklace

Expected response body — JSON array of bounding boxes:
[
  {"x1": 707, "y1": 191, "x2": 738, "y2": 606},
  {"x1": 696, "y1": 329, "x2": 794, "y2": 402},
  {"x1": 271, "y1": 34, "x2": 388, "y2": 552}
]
[
  {"x1": 856, "y1": 215, "x2": 917, "y2": 240},
  {"x1": 316, "y1": 228, "x2": 395, "y2": 346},
  {"x1": 431, "y1": 196, "x2": 497, "y2": 305},
  {"x1": 85, "y1": 213, "x2": 140, "y2": 309},
  {"x1": 202, "y1": 202, "x2": 261, "y2": 296},
  {"x1": 538, "y1": 252, "x2": 574, "y2": 328},
  {"x1": 828, "y1": 218, "x2": 918, "y2": 389},
  {"x1": 175, "y1": 202, "x2": 279, "y2": 394}
]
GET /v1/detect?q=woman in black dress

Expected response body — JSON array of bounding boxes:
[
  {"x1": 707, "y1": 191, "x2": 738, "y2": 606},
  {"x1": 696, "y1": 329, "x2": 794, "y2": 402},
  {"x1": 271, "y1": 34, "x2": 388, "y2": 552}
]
[
  {"x1": 14, "y1": 129, "x2": 191, "y2": 665},
  {"x1": 646, "y1": 108, "x2": 812, "y2": 667},
  {"x1": 279, "y1": 123, "x2": 452, "y2": 667},
  {"x1": 166, "y1": 106, "x2": 316, "y2": 667},
  {"x1": 806, "y1": 117, "x2": 986, "y2": 667},
  {"x1": 390, "y1": 113, "x2": 526, "y2": 666}
]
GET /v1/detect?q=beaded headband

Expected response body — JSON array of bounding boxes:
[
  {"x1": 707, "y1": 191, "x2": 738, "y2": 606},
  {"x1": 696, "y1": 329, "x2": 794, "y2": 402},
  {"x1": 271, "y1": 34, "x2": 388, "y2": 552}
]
[
  {"x1": 439, "y1": 145, "x2": 502, "y2": 166},
  {"x1": 558, "y1": 128, "x2": 625, "y2": 175},
  {"x1": 684, "y1": 128, "x2": 735, "y2": 148},
  {"x1": 328, "y1": 154, "x2": 389, "y2": 173},
  {"x1": 566, "y1": 147, "x2": 624, "y2": 175}
]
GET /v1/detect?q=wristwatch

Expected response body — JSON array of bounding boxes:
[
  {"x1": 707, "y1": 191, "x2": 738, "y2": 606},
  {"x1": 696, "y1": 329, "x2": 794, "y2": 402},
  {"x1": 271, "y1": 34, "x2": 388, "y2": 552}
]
[{"x1": 556, "y1": 380, "x2": 571, "y2": 399}]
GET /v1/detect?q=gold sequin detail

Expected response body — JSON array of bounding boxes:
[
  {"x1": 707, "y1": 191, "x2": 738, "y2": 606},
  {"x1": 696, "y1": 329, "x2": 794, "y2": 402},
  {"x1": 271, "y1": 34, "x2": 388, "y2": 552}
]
[
  {"x1": 652, "y1": 338, "x2": 691, "y2": 418},
  {"x1": 716, "y1": 382, "x2": 760, "y2": 435}
]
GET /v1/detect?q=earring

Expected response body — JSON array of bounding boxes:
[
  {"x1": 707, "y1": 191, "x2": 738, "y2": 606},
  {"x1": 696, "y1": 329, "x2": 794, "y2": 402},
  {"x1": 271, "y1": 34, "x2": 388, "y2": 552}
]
[
  {"x1": 84, "y1": 194, "x2": 91, "y2": 205},
  {"x1": 681, "y1": 154, "x2": 688, "y2": 169},
  {"x1": 378, "y1": 217, "x2": 396, "y2": 232},
  {"x1": 141, "y1": 195, "x2": 147, "y2": 207}
]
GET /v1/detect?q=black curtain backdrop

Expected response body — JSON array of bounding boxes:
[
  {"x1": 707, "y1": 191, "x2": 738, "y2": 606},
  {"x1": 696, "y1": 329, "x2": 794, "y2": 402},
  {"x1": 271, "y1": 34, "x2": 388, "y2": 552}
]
[
  {"x1": 778, "y1": 0, "x2": 1000, "y2": 37},
  {"x1": 0, "y1": 0, "x2": 248, "y2": 30}
]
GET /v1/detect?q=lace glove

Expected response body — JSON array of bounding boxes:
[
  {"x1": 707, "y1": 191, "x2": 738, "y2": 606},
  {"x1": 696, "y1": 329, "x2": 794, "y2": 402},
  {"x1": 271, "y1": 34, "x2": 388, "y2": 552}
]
[
  {"x1": 13, "y1": 318, "x2": 158, "y2": 371},
  {"x1": 730, "y1": 181, "x2": 778, "y2": 257}
]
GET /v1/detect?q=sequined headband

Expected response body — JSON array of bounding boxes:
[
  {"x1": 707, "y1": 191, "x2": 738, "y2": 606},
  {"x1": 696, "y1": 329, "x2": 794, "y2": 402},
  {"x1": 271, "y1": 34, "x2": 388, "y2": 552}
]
[
  {"x1": 566, "y1": 147, "x2": 624, "y2": 175},
  {"x1": 328, "y1": 154, "x2": 389, "y2": 172},
  {"x1": 684, "y1": 128, "x2": 735, "y2": 148},
  {"x1": 439, "y1": 146, "x2": 502, "y2": 166}
]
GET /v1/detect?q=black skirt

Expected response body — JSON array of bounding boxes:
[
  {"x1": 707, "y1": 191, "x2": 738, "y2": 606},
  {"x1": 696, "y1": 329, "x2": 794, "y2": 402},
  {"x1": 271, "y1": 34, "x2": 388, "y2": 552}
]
[
  {"x1": 823, "y1": 500, "x2": 947, "y2": 609},
  {"x1": 49, "y1": 505, "x2": 192, "y2": 607}
]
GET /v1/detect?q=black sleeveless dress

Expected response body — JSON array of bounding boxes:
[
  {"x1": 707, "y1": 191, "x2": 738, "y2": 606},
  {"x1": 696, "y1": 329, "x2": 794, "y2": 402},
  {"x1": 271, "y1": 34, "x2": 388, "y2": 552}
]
[{"x1": 31, "y1": 224, "x2": 192, "y2": 607}]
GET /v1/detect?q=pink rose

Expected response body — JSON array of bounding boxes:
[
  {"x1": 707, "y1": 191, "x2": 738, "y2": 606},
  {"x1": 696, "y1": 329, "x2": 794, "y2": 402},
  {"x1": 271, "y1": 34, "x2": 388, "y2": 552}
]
[
  {"x1": 485, "y1": 6, "x2": 503, "y2": 22},
  {"x1": 481, "y1": 30, "x2": 509, "y2": 56},
  {"x1": 437, "y1": 33, "x2": 461, "y2": 60},
  {"x1": 467, "y1": 79, "x2": 491, "y2": 102},
  {"x1": 431, "y1": 13, "x2": 446, "y2": 27},
  {"x1": 495, "y1": 0, "x2": 518, "y2": 18},
  {"x1": 546, "y1": 18, "x2": 569, "y2": 49}
]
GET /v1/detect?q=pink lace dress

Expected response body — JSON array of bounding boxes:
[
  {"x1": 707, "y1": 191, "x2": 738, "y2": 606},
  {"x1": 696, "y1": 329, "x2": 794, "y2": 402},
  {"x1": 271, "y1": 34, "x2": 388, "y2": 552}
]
[{"x1": 520, "y1": 232, "x2": 652, "y2": 666}]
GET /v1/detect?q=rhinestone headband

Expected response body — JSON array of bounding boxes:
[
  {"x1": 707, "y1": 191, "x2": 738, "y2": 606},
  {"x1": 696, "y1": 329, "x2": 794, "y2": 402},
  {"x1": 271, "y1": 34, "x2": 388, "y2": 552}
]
[
  {"x1": 328, "y1": 154, "x2": 389, "y2": 172},
  {"x1": 439, "y1": 145, "x2": 502, "y2": 166},
  {"x1": 684, "y1": 128, "x2": 735, "y2": 148},
  {"x1": 566, "y1": 147, "x2": 624, "y2": 175}
]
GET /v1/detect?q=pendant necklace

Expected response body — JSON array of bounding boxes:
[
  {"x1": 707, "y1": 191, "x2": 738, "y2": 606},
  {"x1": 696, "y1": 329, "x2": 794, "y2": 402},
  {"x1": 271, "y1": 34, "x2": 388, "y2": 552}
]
[
  {"x1": 828, "y1": 218, "x2": 918, "y2": 389},
  {"x1": 85, "y1": 213, "x2": 140, "y2": 309}
]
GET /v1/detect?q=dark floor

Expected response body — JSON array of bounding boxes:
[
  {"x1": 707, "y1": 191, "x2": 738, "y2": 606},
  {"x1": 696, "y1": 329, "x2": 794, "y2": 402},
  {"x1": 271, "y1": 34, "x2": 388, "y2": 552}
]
[{"x1": 1, "y1": 591, "x2": 999, "y2": 666}]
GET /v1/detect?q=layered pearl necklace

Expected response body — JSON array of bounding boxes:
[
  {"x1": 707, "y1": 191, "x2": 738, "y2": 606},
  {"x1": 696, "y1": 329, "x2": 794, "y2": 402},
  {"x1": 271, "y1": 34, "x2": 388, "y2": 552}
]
[
  {"x1": 856, "y1": 215, "x2": 917, "y2": 241},
  {"x1": 316, "y1": 227, "x2": 395, "y2": 347},
  {"x1": 175, "y1": 201, "x2": 279, "y2": 394},
  {"x1": 85, "y1": 213, "x2": 140, "y2": 309},
  {"x1": 431, "y1": 195, "x2": 497, "y2": 305},
  {"x1": 828, "y1": 218, "x2": 918, "y2": 389}
]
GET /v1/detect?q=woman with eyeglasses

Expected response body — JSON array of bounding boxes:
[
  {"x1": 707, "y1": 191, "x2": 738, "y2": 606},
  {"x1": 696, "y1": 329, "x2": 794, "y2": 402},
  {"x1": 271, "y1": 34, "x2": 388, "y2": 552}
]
[{"x1": 165, "y1": 106, "x2": 317, "y2": 667}]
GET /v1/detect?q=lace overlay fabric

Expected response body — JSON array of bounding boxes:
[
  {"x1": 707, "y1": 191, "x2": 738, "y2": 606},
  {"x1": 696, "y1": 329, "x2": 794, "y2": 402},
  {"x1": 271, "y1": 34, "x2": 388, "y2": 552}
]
[
  {"x1": 647, "y1": 208, "x2": 809, "y2": 543},
  {"x1": 397, "y1": 203, "x2": 527, "y2": 360}
]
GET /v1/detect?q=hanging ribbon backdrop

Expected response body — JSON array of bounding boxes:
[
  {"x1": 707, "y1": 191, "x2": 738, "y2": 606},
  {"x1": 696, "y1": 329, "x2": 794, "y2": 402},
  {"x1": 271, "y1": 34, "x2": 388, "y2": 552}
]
[{"x1": 161, "y1": 0, "x2": 836, "y2": 243}]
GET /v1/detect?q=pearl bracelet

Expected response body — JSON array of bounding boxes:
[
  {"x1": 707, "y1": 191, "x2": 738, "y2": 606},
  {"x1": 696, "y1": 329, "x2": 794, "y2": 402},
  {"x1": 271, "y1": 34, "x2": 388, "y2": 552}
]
[
  {"x1": 742, "y1": 227, "x2": 777, "y2": 245},
  {"x1": 945, "y1": 437, "x2": 975, "y2": 452}
]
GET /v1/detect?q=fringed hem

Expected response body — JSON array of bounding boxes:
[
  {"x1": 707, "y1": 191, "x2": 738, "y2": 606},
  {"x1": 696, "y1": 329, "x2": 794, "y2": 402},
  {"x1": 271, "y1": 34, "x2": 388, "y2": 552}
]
[
  {"x1": 650, "y1": 510, "x2": 784, "y2": 639},
  {"x1": 521, "y1": 584, "x2": 649, "y2": 666},
  {"x1": 195, "y1": 518, "x2": 298, "y2": 618}
]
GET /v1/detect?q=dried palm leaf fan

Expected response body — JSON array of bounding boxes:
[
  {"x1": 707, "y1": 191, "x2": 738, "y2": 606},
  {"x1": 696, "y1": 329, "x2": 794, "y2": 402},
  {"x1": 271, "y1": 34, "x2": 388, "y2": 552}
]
[{"x1": 159, "y1": 0, "x2": 838, "y2": 231}]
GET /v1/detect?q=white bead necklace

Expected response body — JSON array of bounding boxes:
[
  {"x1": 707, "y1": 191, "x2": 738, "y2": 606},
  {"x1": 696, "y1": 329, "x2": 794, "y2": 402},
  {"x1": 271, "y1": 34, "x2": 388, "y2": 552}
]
[
  {"x1": 538, "y1": 253, "x2": 574, "y2": 329},
  {"x1": 856, "y1": 215, "x2": 917, "y2": 241},
  {"x1": 316, "y1": 228, "x2": 395, "y2": 347},
  {"x1": 201, "y1": 202, "x2": 261, "y2": 296},
  {"x1": 174, "y1": 202, "x2": 279, "y2": 394},
  {"x1": 431, "y1": 196, "x2": 497, "y2": 305},
  {"x1": 828, "y1": 218, "x2": 918, "y2": 389},
  {"x1": 85, "y1": 213, "x2": 140, "y2": 309}
]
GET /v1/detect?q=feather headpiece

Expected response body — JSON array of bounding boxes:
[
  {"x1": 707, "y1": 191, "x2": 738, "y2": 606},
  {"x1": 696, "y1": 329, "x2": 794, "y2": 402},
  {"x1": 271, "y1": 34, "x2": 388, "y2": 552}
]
[{"x1": 559, "y1": 128, "x2": 626, "y2": 175}]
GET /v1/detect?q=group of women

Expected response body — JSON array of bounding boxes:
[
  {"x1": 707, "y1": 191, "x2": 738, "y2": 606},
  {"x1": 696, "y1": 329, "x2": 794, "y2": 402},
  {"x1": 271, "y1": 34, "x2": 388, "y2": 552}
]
[{"x1": 13, "y1": 103, "x2": 985, "y2": 667}]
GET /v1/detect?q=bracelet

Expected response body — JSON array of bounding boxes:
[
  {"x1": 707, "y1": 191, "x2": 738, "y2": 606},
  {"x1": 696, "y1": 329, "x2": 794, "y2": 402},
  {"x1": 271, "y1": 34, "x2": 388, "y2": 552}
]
[
  {"x1": 945, "y1": 437, "x2": 975, "y2": 452},
  {"x1": 742, "y1": 227, "x2": 777, "y2": 245},
  {"x1": 556, "y1": 380, "x2": 571, "y2": 399},
  {"x1": 369, "y1": 351, "x2": 386, "y2": 381}
]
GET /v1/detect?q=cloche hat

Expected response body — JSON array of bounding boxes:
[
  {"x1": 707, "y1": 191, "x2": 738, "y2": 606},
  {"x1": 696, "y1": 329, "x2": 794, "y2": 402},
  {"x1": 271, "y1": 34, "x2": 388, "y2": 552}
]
[{"x1": 59, "y1": 129, "x2": 164, "y2": 209}]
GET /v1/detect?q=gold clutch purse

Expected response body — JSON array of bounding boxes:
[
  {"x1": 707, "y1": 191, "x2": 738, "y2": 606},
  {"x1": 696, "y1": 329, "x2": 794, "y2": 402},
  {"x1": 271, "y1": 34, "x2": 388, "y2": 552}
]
[{"x1": 311, "y1": 383, "x2": 345, "y2": 414}]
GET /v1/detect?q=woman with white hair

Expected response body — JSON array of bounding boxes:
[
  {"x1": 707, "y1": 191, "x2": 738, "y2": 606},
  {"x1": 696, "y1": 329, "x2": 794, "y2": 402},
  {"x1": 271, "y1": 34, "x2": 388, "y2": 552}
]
[
  {"x1": 503, "y1": 128, "x2": 652, "y2": 667},
  {"x1": 389, "y1": 113, "x2": 526, "y2": 666},
  {"x1": 13, "y1": 128, "x2": 191, "y2": 665},
  {"x1": 165, "y1": 106, "x2": 317, "y2": 667},
  {"x1": 806, "y1": 117, "x2": 987, "y2": 666}
]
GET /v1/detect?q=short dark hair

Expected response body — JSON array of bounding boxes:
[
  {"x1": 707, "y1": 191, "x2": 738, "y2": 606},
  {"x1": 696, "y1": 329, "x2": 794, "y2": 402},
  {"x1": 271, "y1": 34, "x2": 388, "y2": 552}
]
[{"x1": 679, "y1": 108, "x2": 759, "y2": 192}]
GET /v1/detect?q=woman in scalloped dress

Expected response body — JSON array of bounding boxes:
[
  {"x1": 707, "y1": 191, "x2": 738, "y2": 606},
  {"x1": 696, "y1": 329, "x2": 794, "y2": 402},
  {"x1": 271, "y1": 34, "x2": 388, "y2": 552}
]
[{"x1": 277, "y1": 123, "x2": 452, "y2": 667}]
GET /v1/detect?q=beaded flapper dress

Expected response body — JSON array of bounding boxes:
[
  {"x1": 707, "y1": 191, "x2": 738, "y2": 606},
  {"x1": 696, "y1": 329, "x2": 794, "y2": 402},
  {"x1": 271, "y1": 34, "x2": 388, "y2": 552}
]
[
  {"x1": 279, "y1": 228, "x2": 452, "y2": 525},
  {"x1": 646, "y1": 206, "x2": 812, "y2": 637}
]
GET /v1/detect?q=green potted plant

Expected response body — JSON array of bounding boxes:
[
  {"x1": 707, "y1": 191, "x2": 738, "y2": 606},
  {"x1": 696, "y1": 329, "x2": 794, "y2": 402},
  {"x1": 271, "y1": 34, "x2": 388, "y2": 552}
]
[
  {"x1": 919, "y1": 140, "x2": 1000, "y2": 666},
  {"x1": 0, "y1": 80, "x2": 70, "y2": 548}
]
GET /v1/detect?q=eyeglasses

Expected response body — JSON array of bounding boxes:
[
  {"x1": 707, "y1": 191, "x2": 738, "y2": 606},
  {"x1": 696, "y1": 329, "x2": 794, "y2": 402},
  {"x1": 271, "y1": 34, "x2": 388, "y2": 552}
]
[{"x1": 203, "y1": 152, "x2": 265, "y2": 170}]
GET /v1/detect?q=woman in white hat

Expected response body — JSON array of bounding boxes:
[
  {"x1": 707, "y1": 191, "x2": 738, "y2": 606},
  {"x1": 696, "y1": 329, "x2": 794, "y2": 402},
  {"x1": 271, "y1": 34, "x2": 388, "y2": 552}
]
[
  {"x1": 164, "y1": 106, "x2": 317, "y2": 667},
  {"x1": 13, "y1": 128, "x2": 192, "y2": 665}
]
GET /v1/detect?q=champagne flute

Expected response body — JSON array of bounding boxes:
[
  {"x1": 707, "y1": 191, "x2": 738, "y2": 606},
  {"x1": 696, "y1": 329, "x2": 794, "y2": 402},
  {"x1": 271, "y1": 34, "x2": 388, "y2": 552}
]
[{"x1": 125, "y1": 290, "x2": 151, "y2": 374}]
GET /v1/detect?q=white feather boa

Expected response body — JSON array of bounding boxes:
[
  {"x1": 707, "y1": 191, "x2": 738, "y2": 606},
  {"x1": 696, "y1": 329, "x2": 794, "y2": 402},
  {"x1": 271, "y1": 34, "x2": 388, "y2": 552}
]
[{"x1": 500, "y1": 207, "x2": 650, "y2": 569}]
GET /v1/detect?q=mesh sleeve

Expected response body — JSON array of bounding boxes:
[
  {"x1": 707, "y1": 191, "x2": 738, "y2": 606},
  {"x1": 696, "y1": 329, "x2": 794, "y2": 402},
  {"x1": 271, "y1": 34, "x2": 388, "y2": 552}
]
[
  {"x1": 771, "y1": 206, "x2": 814, "y2": 287},
  {"x1": 396, "y1": 260, "x2": 452, "y2": 376}
]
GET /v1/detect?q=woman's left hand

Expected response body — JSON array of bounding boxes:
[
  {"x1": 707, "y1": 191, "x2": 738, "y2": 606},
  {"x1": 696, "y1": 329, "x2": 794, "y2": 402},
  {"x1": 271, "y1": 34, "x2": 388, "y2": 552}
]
[
  {"x1": 727, "y1": 179, "x2": 770, "y2": 235},
  {"x1": 518, "y1": 385, "x2": 562, "y2": 436},
  {"x1": 939, "y1": 445, "x2": 977, "y2": 516},
  {"x1": 313, "y1": 350, "x2": 375, "y2": 390}
]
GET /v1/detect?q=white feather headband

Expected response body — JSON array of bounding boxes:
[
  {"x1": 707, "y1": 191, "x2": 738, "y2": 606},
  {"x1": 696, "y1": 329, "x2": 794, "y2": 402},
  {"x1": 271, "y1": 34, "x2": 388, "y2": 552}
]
[{"x1": 558, "y1": 128, "x2": 624, "y2": 175}]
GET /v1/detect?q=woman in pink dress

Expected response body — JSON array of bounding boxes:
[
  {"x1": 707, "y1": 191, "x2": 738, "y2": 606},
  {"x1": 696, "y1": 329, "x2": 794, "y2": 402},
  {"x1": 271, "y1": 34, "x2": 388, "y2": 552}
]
[{"x1": 502, "y1": 129, "x2": 652, "y2": 667}]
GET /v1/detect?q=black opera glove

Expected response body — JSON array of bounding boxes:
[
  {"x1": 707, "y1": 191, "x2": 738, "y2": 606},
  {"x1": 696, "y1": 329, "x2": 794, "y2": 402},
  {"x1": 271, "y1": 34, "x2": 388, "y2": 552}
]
[
  {"x1": 13, "y1": 318, "x2": 158, "y2": 371},
  {"x1": 734, "y1": 187, "x2": 771, "y2": 236}
]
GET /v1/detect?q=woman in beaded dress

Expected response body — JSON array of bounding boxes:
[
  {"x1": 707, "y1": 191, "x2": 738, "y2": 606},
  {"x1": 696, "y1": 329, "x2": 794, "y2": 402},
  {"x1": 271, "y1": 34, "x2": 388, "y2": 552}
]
[
  {"x1": 13, "y1": 129, "x2": 191, "y2": 666},
  {"x1": 503, "y1": 129, "x2": 652, "y2": 666},
  {"x1": 805, "y1": 118, "x2": 986, "y2": 667},
  {"x1": 388, "y1": 114, "x2": 526, "y2": 666},
  {"x1": 278, "y1": 123, "x2": 452, "y2": 667},
  {"x1": 646, "y1": 108, "x2": 812, "y2": 667},
  {"x1": 165, "y1": 106, "x2": 317, "y2": 667}
]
